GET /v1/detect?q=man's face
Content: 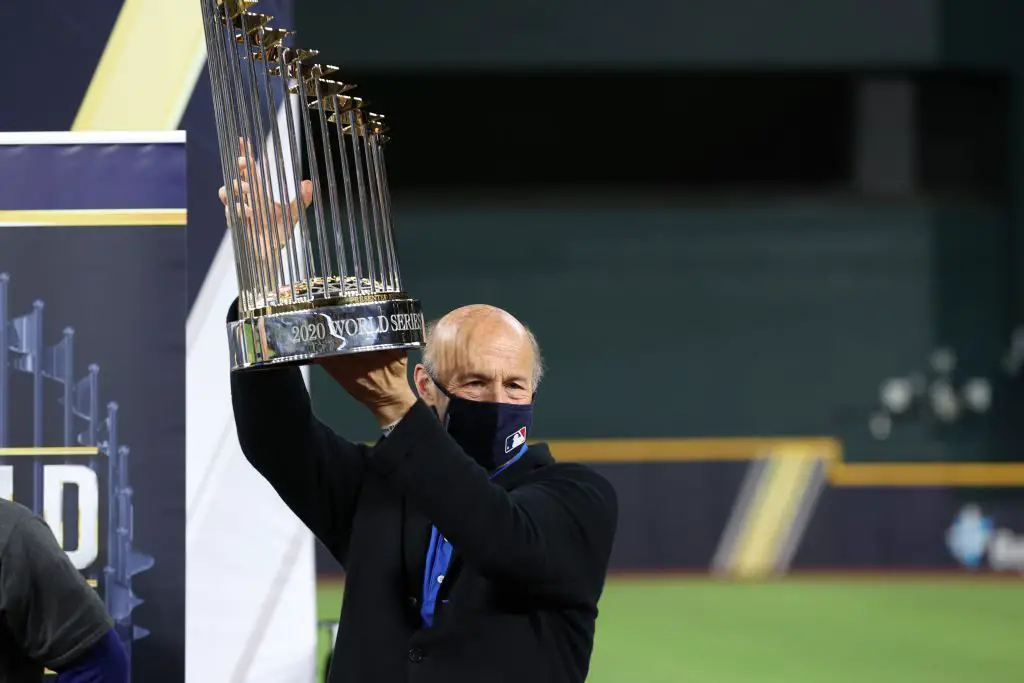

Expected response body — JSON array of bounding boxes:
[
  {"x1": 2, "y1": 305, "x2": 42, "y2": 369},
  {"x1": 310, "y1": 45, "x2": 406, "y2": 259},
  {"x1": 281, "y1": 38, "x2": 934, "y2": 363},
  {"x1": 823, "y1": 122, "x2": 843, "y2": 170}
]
[{"x1": 414, "y1": 314, "x2": 535, "y2": 417}]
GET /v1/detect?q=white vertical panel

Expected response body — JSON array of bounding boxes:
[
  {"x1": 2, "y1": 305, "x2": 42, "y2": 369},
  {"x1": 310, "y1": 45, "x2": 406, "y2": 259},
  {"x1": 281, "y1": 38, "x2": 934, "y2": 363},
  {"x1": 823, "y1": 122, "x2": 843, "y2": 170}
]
[{"x1": 187, "y1": 94, "x2": 316, "y2": 683}]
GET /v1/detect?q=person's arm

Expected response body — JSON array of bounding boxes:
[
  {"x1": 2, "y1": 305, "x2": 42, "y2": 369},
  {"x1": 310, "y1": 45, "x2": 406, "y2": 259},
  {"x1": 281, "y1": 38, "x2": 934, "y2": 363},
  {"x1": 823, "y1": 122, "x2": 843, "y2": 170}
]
[
  {"x1": 54, "y1": 629, "x2": 128, "y2": 682},
  {"x1": 368, "y1": 401, "x2": 618, "y2": 589},
  {"x1": 0, "y1": 516, "x2": 118, "y2": 676},
  {"x1": 228, "y1": 303, "x2": 368, "y2": 564}
]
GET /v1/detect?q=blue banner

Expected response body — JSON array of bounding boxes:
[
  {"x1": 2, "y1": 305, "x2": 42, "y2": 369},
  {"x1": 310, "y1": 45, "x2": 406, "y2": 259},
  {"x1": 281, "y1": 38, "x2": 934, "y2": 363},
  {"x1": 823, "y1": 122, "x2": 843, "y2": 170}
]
[
  {"x1": 0, "y1": 134, "x2": 187, "y2": 211},
  {"x1": 0, "y1": 137, "x2": 186, "y2": 682}
]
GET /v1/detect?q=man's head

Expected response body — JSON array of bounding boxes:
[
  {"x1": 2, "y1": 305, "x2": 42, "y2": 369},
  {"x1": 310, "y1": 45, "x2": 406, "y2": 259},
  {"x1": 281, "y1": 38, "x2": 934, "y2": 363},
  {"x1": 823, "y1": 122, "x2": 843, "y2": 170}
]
[{"x1": 413, "y1": 304, "x2": 542, "y2": 416}]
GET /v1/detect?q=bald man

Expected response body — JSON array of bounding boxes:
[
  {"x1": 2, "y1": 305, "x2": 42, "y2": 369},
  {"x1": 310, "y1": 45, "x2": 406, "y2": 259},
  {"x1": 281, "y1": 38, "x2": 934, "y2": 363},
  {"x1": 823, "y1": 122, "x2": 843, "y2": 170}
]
[{"x1": 221, "y1": 169, "x2": 617, "y2": 683}]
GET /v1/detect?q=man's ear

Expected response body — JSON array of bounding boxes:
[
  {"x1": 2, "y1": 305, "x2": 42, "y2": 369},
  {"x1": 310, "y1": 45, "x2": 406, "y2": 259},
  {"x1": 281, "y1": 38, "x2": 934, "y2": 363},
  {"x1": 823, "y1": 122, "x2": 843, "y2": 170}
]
[{"x1": 413, "y1": 363, "x2": 433, "y2": 402}]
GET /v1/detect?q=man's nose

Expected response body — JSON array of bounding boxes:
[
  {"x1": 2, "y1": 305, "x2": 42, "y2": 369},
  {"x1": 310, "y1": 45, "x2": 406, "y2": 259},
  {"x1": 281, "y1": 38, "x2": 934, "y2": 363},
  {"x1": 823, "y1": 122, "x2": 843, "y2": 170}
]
[{"x1": 482, "y1": 382, "x2": 507, "y2": 403}]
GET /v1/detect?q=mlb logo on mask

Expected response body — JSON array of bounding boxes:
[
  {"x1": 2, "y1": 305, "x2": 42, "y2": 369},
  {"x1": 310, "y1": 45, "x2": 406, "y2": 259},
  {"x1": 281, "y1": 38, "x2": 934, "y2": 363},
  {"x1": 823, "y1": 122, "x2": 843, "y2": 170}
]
[{"x1": 504, "y1": 427, "x2": 527, "y2": 453}]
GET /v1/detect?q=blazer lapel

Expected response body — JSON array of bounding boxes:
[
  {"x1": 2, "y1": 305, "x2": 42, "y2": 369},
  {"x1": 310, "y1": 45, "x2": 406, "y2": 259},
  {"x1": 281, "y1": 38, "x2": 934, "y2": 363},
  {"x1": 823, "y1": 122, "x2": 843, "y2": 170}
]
[
  {"x1": 493, "y1": 444, "x2": 552, "y2": 488},
  {"x1": 434, "y1": 444, "x2": 555, "y2": 613},
  {"x1": 400, "y1": 496, "x2": 432, "y2": 605}
]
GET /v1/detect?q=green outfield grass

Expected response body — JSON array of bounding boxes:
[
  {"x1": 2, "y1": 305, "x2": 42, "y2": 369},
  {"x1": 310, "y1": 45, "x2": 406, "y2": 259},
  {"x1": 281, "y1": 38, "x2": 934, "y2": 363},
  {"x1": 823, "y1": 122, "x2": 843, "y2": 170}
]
[{"x1": 316, "y1": 577, "x2": 1023, "y2": 683}]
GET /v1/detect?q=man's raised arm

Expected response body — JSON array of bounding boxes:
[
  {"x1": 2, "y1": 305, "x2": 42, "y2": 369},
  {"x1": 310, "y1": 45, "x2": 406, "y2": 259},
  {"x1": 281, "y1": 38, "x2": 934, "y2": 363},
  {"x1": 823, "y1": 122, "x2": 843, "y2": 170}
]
[
  {"x1": 227, "y1": 303, "x2": 367, "y2": 565},
  {"x1": 219, "y1": 153, "x2": 366, "y2": 564}
]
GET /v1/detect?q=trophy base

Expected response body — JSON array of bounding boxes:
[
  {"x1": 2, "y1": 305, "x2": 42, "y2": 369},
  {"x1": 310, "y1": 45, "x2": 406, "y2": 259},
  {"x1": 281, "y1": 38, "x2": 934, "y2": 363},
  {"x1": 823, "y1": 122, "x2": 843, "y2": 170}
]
[{"x1": 227, "y1": 297, "x2": 424, "y2": 371}]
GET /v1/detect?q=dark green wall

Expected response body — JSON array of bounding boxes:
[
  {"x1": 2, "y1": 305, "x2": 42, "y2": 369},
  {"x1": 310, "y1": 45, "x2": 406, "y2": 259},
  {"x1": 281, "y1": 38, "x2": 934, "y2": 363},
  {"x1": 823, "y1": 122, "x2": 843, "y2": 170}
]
[
  {"x1": 298, "y1": 0, "x2": 940, "y2": 68},
  {"x1": 297, "y1": 0, "x2": 1024, "y2": 70},
  {"x1": 310, "y1": 200, "x2": 1013, "y2": 462},
  {"x1": 299, "y1": 0, "x2": 1023, "y2": 463}
]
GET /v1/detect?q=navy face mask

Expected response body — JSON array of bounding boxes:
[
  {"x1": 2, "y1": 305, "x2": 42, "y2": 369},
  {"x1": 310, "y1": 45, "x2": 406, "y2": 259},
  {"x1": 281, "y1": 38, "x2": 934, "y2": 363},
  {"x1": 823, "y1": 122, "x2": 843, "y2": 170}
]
[{"x1": 430, "y1": 378, "x2": 534, "y2": 471}]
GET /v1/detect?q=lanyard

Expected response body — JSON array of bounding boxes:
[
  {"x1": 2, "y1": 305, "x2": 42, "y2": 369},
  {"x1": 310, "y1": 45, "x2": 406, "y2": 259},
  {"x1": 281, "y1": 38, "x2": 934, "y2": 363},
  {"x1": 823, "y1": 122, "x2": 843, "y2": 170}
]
[{"x1": 489, "y1": 445, "x2": 527, "y2": 479}]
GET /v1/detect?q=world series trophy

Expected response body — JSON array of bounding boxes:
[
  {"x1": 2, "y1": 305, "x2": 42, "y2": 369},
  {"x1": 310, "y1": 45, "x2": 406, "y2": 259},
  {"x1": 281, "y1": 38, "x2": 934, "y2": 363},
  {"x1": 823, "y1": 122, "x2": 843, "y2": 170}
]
[{"x1": 200, "y1": 0, "x2": 425, "y2": 371}]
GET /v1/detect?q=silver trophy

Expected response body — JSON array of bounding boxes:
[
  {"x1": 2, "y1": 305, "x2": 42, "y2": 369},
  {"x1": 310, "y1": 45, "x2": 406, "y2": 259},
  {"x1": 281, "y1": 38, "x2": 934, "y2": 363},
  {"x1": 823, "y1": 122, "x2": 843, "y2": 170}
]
[{"x1": 200, "y1": 0, "x2": 424, "y2": 371}]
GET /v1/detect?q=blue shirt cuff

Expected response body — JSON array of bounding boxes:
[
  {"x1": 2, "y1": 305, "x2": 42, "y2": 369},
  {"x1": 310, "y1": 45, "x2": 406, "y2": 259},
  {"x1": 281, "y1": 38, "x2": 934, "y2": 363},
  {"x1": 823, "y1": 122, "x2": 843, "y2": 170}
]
[{"x1": 55, "y1": 629, "x2": 128, "y2": 683}]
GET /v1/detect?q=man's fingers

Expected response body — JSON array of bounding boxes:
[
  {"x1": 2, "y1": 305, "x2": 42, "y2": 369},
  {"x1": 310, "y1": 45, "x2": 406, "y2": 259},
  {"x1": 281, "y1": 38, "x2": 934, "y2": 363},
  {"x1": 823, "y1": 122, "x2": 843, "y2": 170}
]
[
  {"x1": 236, "y1": 138, "x2": 249, "y2": 180},
  {"x1": 238, "y1": 156, "x2": 268, "y2": 196},
  {"x1": 224, "y1": 140, "x2": 310, "y2": 240},
  {"x1": 285, "y1": 180, "x2": 315, "y2": 220},
  {"x1": 235, "y1": 137, "x2": 262, "y2": 189},
  {"x1": 300, "y1": 179, "x2": 314, "y2": 208},
  {"x1": 219, "y1": 182, "x2": 256, "y2": 211},
  {"x1": 231, "y1": 179, "x2": 252, "y2": 199},
  {"x1": 237, "y1": 138, "x2": 254, "y2": 173},
  {"x1": 224, "y1": 201, "x2": 254, "y2": 224},
  {"x1": 290, "y1": 180, "x2": 314, "y2": 215},
  {"x1": 230, "y1": 202, "x2": 253, "y2": 220},
  {"x1": 239, "y1": 137, "x2": 256, "y2": 162}
]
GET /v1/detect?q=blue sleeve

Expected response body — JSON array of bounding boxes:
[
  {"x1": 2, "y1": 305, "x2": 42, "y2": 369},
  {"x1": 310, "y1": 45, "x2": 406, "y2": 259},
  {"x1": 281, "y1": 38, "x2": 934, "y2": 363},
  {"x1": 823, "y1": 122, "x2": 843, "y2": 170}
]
[
  {"x1": 54, "y1": 628, "x2": 129, "y2": 683},
  {"x1": 0, "y1": 515, "x2": 115, "y2": 669}
]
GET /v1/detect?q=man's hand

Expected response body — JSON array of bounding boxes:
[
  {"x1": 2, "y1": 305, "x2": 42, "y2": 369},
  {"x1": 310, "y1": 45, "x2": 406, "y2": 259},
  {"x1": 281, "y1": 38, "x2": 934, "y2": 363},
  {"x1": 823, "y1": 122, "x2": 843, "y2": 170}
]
[
  {"x1": 217, "y1": 138, "x2": 313, "y2": 252},
  {"x1": 319, "y1": 351, "x2": 418, "y2": 427}
]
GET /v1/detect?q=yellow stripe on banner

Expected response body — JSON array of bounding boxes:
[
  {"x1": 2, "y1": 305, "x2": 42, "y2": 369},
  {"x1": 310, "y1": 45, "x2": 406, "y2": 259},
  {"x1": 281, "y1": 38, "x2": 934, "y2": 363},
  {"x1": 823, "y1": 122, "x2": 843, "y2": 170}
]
[
  {"x1": 0, "y1": 447, "x2": 101, "y2": 457},
  {"x1": 730, "y1": 450, "x2": 818, "y2": 578},
  {"x1": 0, "y1": 209, "x2": 186, "y2": 227},
  {"x1": 73, "y1": 0, "x2": 206, "y2": 130}
]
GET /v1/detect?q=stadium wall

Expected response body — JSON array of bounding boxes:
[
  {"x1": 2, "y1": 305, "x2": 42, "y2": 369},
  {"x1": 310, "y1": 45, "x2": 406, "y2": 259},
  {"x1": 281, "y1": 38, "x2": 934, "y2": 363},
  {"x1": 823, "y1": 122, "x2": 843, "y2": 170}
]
[
  {"x1": 311, "y1": 437, "x2": 1024, "y2": 578},
  {"x1": 309, "y1": 200, "x2": 1024, "y2": 578}
]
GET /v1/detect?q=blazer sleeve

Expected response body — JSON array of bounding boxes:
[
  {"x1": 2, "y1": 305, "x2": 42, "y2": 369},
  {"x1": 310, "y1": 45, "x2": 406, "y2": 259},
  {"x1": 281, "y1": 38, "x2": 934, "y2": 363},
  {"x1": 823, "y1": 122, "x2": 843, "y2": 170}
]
[
  {"x1": 228, "y1": 302, "x2": 367, "y2": 565},
  {"x1": 367, "y1": 401, "x2": 618, "y2": 590}
]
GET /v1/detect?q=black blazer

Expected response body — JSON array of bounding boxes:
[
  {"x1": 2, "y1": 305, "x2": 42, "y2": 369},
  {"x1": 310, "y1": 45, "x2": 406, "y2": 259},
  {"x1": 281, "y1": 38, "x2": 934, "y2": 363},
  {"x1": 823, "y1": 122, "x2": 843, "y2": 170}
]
[{"x1": 230, "y1": 361, "x2": 618, "y2": 683}]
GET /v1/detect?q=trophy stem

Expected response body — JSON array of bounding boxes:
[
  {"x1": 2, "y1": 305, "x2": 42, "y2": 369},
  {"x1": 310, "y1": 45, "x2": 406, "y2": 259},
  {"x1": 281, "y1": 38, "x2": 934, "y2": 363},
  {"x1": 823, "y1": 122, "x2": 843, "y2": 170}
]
[
  {"x1": 313, "y1": 78, "x2": 349, "y2": 288},
  {"x1": 202, "y1": 0, "x2": 259, "y2": 308},
  {"x1": 237, "y1": 13, "x2": 288, "y2": 300},
  {"x1": 371, "y1": 137, "x2": 402, "y2": 290},
  {"x1": 294, "y1": 63, "x2": 334, "y2": 285},
  {"x1": 347, "y1": 109, "x2": 378, "y2": 295},
  {"x1": 221, "y1": 15, "x2": 275, "y2": 304},
  {"x1": 277, "y1": 49, "x2": 318, "y2": 299},
  {"x1": 255, "y1": 38, "x2": 302, "y2": 303},
  {"x1": 363, "y1": 130, "x2": 390, "y2": 292},
  {"x1": 332, "y1": 105, "x2": 364, "y2": 293}
]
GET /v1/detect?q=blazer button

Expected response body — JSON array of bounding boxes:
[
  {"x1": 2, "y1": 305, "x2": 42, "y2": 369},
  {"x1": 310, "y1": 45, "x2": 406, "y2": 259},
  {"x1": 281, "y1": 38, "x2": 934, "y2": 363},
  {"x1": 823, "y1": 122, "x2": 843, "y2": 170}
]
[
  {"x1": 408, "y1": 647, "x2": 424, "y2": 663},
  {"x1": 407, "y1": 596, "x2": 420, "y2": 608}
]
